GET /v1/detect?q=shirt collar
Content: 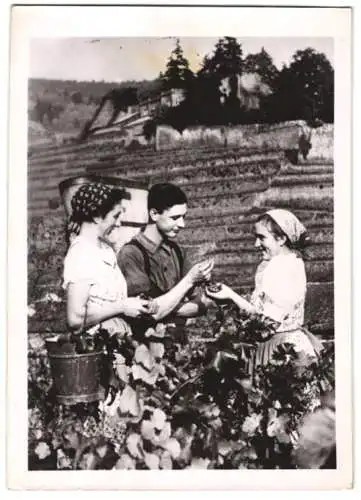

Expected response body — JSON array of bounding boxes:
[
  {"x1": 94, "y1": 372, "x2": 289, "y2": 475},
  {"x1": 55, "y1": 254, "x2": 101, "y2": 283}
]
[
  {"x1": 72, "y1": 235, "x2": 116, "y2": 266},
  {"x1": 136, "y1": 232, "x2": 172, "y2": 255}
]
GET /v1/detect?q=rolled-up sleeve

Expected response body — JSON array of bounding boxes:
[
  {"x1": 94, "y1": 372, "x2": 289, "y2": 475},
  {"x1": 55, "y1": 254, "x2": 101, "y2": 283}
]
[{"x1": 63, "y1": 243, "x2": 97, "y2": 288}]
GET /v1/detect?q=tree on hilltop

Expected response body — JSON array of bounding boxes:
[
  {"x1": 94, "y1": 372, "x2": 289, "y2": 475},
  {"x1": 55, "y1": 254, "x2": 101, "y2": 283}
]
[
  {"x1": 196, "y1": 37, "x2": 244, "y2": 124},
  {"x1": 199, "y1": 37, "x2": 243, "y2": 79},
  {"x1": 272, "y1": 48, "x2": 334, "y2": 124},
  {"x1": 243, "y1": 47, "x2": 279, "y2": 88},
  {"x1": 161, "y1": 39, "x2": 194, "y2": 90},
  {"x1": 32, "y1": 95, "x2": 65, "y2": 125},
  {"x1": 136, "y1": 78, "x2": 163, "y2": 102}
]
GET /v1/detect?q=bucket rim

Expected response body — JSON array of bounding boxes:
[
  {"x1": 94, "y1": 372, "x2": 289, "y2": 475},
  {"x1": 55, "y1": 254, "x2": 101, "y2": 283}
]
[{"x1": 47, "y1": 350, "x2": 104, "y2": 359}]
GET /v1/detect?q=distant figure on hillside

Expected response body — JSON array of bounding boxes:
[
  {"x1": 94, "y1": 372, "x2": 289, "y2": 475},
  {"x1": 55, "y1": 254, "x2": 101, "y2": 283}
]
[
  {"x1": 298, "y1": 128, "x2": 312, "y2": 160},
  {"x1": 78, "y1": 87, "x2": 138, "y2": 141}
]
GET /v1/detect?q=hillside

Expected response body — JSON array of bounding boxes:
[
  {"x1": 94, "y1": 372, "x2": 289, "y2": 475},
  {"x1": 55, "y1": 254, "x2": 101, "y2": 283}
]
[
  {"x1": 28, "y1": 77, "x2": 163, "y2": 138},
  {"x1": 28, "y1": 128, "x2": 334, "y2": 338}
]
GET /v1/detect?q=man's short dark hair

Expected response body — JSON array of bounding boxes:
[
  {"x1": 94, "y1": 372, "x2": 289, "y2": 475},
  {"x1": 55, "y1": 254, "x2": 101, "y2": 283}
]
[{"x1": 148, "y1": 183, "x2": 187, "y2": 213}]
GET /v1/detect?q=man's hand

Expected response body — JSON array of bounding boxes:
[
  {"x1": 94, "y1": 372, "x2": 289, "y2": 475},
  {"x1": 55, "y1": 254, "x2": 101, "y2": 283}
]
[
  {"x1": 187, "y1": 259, "x2": 214, "y2": 286},
  {"x1": 143, "y1": 298, "x2": 160, "y2": 316},
  {"x1": 119, "y1": 297, "x2": 152, "y2": 318},
  {"x1": 199, "y1": 292, "x2": 215, "y2": 309}
]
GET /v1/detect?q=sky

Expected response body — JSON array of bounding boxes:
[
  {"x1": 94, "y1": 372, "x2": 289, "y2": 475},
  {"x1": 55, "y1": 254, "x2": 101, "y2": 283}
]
[{"x1": 30, "y1": 37, "x2": 334, "y2": 83}]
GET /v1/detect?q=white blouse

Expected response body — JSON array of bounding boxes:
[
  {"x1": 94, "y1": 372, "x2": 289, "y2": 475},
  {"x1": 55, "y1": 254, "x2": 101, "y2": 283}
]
[
  {"x1": 251, "y1": 253, "x2": 307, "y2": 332},
  {"x1": 63, "y1": 236, "x2": 131, "y2": 336}
]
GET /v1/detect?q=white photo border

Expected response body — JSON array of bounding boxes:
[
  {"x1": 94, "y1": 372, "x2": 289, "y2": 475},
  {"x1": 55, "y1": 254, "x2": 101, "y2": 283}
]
[{"x1": 6, "y1": 3, "x2": 353, "y2": 491}]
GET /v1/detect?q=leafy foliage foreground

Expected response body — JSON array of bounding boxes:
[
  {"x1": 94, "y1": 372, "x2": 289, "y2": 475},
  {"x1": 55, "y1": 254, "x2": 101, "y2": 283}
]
[{"x1": 28, "y1": 304, "x2": 334, "y2": 470}]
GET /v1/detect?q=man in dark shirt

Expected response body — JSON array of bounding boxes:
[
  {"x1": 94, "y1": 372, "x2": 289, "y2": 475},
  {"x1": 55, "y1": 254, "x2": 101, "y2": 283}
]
[{"x1": 117, "y1": 183, "x2": 213, "y2": 334}]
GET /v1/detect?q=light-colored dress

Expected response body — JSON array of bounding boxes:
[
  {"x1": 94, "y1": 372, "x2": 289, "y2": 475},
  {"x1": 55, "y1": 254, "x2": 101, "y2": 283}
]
[
  {"x1": 250, "y1": 253, "x2": 321, "y2": 367},
  {"x1": 63, "y1": 235, "x2": 132, "y2": 338}
]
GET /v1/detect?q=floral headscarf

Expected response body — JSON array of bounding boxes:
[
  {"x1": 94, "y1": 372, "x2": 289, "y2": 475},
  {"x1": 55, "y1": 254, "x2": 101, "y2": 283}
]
[
  {"x1": 66, "y1": 182, "x2": 128, "y2": 244},
  {"x1": 70, "y1": 182, "x2": 116, "y2": 223},
  {"x1": 265, "y1": 209, "x2": 307, "y2": 244}
]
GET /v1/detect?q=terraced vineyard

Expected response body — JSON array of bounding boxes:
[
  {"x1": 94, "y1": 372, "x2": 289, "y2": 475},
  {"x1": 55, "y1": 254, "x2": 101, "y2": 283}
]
[{"x1": 28, "y1": 129, "x2": 334, "y2": 337}]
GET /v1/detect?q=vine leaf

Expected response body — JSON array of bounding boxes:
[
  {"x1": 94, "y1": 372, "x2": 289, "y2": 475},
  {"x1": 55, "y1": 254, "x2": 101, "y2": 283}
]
[
  {"x1": 145, "y1": 322, "x2": 166, "y2": 339},
  {"x1": 113, "y1": 353, "x2": 129, "y2": 383},
  {"x1": 144, "y1": 451, "x2": 160, "y2": 469},
  {"x1": 118, "y1": 385, "x2": 142, "y2": 417},
  {"x1": 160, "y1": 450, "x2": 173, "y2": 469},
  {"x1": 135, "y1": 344, "x2": 155, "y2": 371},
  {"x1": 241, "y1": 413, "x2": 263, "y2": 436},
  {"x1": 267, "y1": 414, "x2": 290, "y2": 443},
  {"x1": 148, "y1": 408, "x2": 163, "y2": 425},
  {"x1": 162, "y1": 437, "x2": 181, "y2": 459},
  {"x1": 34, "y1": 441, "x2": 51, "y2": 460},
  {"x1": 115, "y1": 453, "x2": 136, "y2": 469},
  {"x1": 132, "y1": 363, "x2": 164, "y2": 386},
  {"x1": 77, "y1": 450, "x2": 99, "y2": 470},
  {"x1": 126, "y1": 433, "x2": 143, "y2": 459},
  {"x1": 56, "y1": 449, "x2": 72, "y2": 469},
  {"x1": 186, "y1": 457, "x2": 210, "y2": 469},
  {"x1": 149, "y1": 341, "x2": 165, "y2": 360},
  {"x1": 140, "y1": 412, "x2": 171, "y2": 446}
]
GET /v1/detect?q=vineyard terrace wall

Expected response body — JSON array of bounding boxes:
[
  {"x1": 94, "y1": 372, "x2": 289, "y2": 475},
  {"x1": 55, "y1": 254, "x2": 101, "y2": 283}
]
[
  {"x1": 155, "y1": 122, "x2": 333, "y2": 162},
  {"x1": 28, "y1": 131, "x2": 334, "y2": 337}
]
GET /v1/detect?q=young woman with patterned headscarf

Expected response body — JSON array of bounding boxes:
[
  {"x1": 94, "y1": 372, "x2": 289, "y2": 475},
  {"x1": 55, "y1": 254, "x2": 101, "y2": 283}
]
[{"x1": 63, "y1": 182, "x2": 154, "y2": 341}]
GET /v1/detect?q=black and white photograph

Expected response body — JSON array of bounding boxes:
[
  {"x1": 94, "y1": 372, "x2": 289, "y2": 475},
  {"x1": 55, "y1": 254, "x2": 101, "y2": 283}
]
[{"x1": 6, "y1": 3, "x2": 352, "y2": 490}]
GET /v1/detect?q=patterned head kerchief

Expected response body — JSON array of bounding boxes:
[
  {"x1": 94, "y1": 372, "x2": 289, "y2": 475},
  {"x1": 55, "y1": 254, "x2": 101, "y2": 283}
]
[
  {"x1": 265, "y1": 209, "x2": 306, "y2": 244},
  {"x1": 70, "y1": 182, "x2": 115, "y2": 223}
]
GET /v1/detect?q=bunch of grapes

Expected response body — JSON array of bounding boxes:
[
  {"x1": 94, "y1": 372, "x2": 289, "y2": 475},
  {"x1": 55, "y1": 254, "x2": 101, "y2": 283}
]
[{"x1": 205, "y1": 282, "x2": 223, "y2": 294}]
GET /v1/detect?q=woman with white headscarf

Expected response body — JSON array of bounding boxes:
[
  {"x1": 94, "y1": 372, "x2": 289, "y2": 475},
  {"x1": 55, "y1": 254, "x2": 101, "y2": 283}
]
[{"x1": 206, "y1": 209, "x2": 323, "y2": 367}]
